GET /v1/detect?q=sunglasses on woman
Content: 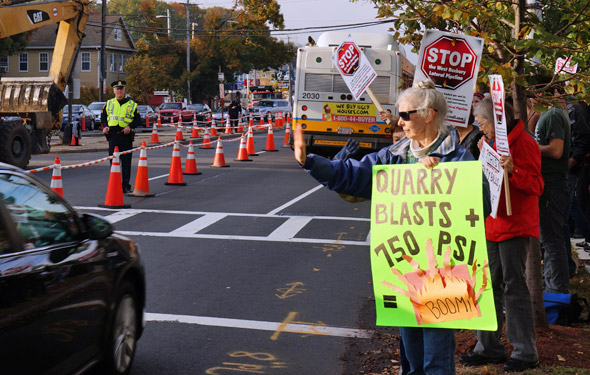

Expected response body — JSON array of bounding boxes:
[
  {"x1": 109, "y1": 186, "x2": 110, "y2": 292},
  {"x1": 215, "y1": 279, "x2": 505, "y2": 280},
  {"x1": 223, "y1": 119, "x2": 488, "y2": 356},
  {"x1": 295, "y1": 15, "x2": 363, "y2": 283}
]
[{"x1": 398, "y1": 107, "x2": 437, "y2": 121}]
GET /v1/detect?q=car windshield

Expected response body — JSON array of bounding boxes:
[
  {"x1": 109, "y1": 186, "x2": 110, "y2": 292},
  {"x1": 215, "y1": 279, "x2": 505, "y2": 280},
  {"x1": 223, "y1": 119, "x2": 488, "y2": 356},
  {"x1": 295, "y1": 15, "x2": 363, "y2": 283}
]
[
  {"x1": 160, "y1": 103, "x2": 182, "y2": 110},
  {"x1": 63, "y1": 105, "x2": 83, "y2": 113},
  {"x1": 254, "y1": 101, "x2": 275, "y2": 107},
  {"x1": 188, "y1": 104, "x2": 206, "y2": 111},
  {"x1": 88, "y1": 103, "x2": 105, "y2": 110},
  {"x1": 137, "y1": 105, "x2": 151, "y2": 112}
]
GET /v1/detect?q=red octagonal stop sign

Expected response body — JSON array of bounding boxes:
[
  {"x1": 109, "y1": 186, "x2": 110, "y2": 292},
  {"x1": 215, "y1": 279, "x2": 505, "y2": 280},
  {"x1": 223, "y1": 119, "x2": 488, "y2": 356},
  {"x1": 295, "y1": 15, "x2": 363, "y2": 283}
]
[
  {"x1": 421, "y1": 36, "x2": 477, "y2": 90},
  {"x1": 336, "y1": 42, "x2": 361, "y2": 76}
]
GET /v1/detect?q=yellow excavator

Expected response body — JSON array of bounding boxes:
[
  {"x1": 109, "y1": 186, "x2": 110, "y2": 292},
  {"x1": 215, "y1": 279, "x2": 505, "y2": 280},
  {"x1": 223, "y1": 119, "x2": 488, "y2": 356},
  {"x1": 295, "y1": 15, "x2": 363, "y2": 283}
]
[{"x1": 0, "y1": 0, "x2": 88, "y2": 168}]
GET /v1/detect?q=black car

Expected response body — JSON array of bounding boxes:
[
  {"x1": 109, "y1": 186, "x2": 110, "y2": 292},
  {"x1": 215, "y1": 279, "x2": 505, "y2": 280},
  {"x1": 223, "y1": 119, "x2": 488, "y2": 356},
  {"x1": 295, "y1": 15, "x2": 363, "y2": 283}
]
[
  {"x1": 62, "y1": 104, "x2": 97, "y2": 131},
  {"x1": 137, "y1": 105, "x2": 158, "y2": 130},
  {"x1": 0, "y1": 163, "x2": 145, "y2": 375},
  {"x1": 187, "y1": 103, "x2": 211, "y2": 124}
]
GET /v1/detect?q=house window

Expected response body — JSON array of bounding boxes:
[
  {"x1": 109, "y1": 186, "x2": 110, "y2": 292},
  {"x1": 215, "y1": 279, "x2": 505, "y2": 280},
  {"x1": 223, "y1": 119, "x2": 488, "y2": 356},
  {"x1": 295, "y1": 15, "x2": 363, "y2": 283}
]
[
  {"x1": 19, "y1": 53, "x2": 28, "y2": 72},
  {"x1": 109, "y1": 53, "x2": 115, "y2": 72},
  {"x1": 81, "y1": 52, "x2": 91, "y2": 72},
  {"x1": 0, "y1": 56, "x2": 8, "y2": 73},
  {"x1": 114, "y1": 28, "x2": 122, "y2": 41},
  {"x1": 119, "y1": 54, "x2": 126, "y2": 72},
  {"x1": 39, "y1": 52, "x2": 49, "y2": 72}
]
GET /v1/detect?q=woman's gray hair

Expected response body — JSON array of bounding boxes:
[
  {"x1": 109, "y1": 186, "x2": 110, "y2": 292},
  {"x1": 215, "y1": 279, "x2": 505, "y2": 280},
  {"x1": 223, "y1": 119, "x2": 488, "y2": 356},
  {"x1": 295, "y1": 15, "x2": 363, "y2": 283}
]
[
  {"x1": 396, "y1": 80, "x2": 448, "y2": 132},
  {"x1": 474, "y1": 97, "x2": 515, "y2": 126}
]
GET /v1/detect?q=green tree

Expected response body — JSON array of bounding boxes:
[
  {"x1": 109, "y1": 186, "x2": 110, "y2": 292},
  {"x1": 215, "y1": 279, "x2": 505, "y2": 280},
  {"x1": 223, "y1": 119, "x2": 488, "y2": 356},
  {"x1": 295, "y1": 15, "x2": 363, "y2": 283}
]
[
  {"x1": 0, "y1": 34, "x2": 29, "y2": 59},
  {"x1": 371, "y1": 0, "x2": 590, "y2": 118}
]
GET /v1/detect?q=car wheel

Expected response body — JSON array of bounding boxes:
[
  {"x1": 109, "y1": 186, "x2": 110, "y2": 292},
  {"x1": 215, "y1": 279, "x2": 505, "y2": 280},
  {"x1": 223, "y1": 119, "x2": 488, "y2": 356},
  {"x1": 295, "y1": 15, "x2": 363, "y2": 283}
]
[
  {"x1": 90, "y1": 119, "x2": 96, "y2": 131},
  {"x1": 104, "y1": 281, "x2": 138, "y2": 375}
]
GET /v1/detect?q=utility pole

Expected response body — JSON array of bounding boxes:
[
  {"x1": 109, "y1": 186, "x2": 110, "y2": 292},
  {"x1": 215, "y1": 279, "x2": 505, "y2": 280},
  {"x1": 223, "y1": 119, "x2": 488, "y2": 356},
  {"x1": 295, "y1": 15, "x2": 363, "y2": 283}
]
[
  {"x1": 185, "y1": 0, "x2": 191, "y2": 103},
  {"x1": 156, "y1": 9, "x2": 171, "y2": 38},
  {"x1": 99, "y1": 0, "x2": 106, "y2": 101}
]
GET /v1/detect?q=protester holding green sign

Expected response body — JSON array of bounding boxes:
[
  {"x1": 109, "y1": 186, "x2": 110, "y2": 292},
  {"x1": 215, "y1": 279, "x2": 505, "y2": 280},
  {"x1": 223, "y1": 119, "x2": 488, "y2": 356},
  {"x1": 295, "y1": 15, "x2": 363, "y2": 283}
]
[{"x1": 294, "y1": 80, "x2": 490, "y2": 375}]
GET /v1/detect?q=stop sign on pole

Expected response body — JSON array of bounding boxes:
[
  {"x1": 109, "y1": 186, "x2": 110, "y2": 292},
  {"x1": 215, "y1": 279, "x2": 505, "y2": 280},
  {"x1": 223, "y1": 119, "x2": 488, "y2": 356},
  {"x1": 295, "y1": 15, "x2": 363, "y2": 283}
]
[
  {"x1": 332, "y1": 35, "x2": 377, "y2": 100},
  {"x1": 414, "y1": 30, "x2": 483, "y2": 127}
]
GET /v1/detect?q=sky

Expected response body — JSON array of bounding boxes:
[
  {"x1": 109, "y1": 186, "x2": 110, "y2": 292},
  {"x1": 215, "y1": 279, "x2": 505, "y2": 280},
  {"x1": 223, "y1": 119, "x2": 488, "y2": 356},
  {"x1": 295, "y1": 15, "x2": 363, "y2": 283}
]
[{"x1": 196, "y1": 0, "x2": 416, "y2": 61}]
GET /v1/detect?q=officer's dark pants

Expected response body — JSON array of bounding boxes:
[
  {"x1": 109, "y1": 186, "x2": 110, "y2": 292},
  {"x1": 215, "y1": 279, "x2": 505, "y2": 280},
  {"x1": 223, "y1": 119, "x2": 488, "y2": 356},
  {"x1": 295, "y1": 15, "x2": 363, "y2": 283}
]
[{"x1": 108, "y1": 132, "x2": 133, "y2": 191}]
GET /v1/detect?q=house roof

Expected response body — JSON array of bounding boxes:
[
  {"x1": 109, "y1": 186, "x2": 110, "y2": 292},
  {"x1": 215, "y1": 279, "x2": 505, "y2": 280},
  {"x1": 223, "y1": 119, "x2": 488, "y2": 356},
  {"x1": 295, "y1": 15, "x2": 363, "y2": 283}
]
[{"x1": 26, "y1": 14, "x2": 136, "y2": 52}]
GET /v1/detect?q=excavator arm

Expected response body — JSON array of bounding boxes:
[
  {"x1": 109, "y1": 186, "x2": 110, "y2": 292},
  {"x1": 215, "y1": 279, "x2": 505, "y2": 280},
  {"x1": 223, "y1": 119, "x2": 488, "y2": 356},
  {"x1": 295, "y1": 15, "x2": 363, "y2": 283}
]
[{"x1": 0, "y1": 0, "x2": 89, "y2": 168}]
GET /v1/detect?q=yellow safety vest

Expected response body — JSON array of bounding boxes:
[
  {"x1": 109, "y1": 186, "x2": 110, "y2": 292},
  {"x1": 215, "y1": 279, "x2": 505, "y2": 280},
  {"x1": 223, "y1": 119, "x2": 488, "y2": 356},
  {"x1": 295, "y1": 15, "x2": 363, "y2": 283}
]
[{"x1": 106, "y1": 98, "x2": 137, "y2": 128}]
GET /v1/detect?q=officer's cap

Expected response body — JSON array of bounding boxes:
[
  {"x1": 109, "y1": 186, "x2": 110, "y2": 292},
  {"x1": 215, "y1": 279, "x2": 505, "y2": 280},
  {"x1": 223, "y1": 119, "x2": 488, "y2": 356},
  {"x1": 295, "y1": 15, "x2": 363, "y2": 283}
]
[{"x1": 111, "y1": 80, "x2": 126, "y2": 89}]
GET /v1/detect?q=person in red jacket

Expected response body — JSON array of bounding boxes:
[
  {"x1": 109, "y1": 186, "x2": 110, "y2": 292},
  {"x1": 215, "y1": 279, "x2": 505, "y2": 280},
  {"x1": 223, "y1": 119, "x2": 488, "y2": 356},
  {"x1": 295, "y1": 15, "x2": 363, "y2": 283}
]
[{"x1": 459, "y1": 97, "x2": 544, "y2": 372}]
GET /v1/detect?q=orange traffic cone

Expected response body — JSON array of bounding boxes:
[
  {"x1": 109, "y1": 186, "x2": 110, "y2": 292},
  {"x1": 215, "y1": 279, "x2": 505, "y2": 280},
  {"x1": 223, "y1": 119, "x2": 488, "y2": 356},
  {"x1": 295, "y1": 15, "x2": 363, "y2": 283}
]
[
  {"x1": 201, "y1": 127, "x2": 212, "y2": 149},
  {"x1": 175, "y1": 120, "x2": 184, "y2": 141},
  {"x1": 129, "y1": 142, "x2": 155, "y2": 197},
  {"x1": 184, "y1": 141, "x2": 201, "y2": 175},
  {"x1": 150, "y1": 123, "x2": 160, "y2": 143},
  {"x1": 191, "y1": 121, "x2": 200, "y2": 138},
  {"x1": 248, "y1": 114, "x2": 254, "y2": 129},
  {"x1": 211, "y1": 137, "x2": 229, "y2": 167},
  {"x1": 211, "y1": 118, "x2": 218, "y2": 136},
  {"x1": 157, "y1": 114, "x2": 162, "y2": 127},
  {"x1": 277, "y1": 112, "x2": 284, "y2": 128},
  {"x1": 165, "y1": 141, "x2": 187, "y2": 186},
  {"x1": 50, "y1": 156, "x2": 64, "y2": 197},
  {"x1": 192, "y1": 113, "x2": 197, "y2": 127},
  {"x1": 100, "y1": 147, "x2": 130, "y2": 208},
  {"x1": 145, "y1": 114, "x2": 150, "y2": 129},
  {"x1": 70, "y1": 123, "x2": 79, "y2": 146},
  {"x1": 246, "y1": 125, "x2": 258, "y2": 156},
  {"x1": 259, "y1": 116, "x2": 265, "y2": 130},
  {"x1": 263, "y1": 123, "x2": 277, "y2": 152},
  {"x1": 283, "y1": 122, "x2": 292, "y2": 148},
  {"x1": 82, "y1": 116, "x2": 86, "y2": 131},
  {"x1": 225, "y1": 118, "x2": 232, "y2": 134},
  {"x1": 235, "y1": 133, "x2": 252, "y2": 162},
  {"x1": 236, "y1": 117, "x2": 244, "y2": 134}
]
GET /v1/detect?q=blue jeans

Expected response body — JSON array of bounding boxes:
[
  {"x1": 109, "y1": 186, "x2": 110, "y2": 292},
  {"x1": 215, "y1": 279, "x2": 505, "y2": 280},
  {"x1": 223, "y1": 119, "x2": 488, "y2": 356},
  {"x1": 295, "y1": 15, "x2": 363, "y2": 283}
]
[{"x1": 399, "y1": 327, "x2": 455, "y2": 375}]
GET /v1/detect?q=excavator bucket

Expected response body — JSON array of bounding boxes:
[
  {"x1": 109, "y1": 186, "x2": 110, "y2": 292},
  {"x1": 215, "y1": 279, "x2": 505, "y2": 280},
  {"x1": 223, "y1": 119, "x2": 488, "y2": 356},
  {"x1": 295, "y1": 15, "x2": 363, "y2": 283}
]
[{"x1": 0, "y1": 77, "x2": 66, "y2": 121}]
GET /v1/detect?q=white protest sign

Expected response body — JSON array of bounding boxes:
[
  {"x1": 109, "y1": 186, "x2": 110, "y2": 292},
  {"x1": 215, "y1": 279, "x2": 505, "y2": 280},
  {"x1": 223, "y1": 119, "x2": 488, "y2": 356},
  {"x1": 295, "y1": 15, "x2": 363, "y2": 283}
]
[
  {"x1": 414, "y1": 30, "x2": 483, "y2": 127},
  {"x1": 479, "y1": 142, "x2": 504, "y2": 218},
  {"x1": 555, "y1": 57, "x2": 578, "y2": 74},
  {"x1": 332, "y1": 35, "x2": 378, "y2": 101},
  {"x1": 489, "y1": 75, "x2": 510, "y2": 156}
]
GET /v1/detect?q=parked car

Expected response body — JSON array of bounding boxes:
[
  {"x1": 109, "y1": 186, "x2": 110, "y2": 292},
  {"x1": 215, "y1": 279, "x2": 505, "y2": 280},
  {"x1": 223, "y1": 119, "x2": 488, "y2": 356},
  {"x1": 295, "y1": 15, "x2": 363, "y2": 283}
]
[
  {"x1": 87, "y1": 101, "x2": 106, "y2": 124},
  {"x1": 62, "y1": 104, "x2": 96, "y2": 130},
  {"x1": 0, "y1": 163, "x2": 146, "y2": 375},
  {"x1": 187, "y1": 103, "x2": 211, "y2": 124},
  {"x1": 156, "y1": 102, "x2": 195, "y2": 124},
  {"x1": 211, "y1": 107, "x2": 230, "y2": 123},
  {"x1": 249, "y1": 99, "x2": 292, "y2": 121},
  {"x1": 137, "y1": 105, "x2": 158, "y2": 129}
]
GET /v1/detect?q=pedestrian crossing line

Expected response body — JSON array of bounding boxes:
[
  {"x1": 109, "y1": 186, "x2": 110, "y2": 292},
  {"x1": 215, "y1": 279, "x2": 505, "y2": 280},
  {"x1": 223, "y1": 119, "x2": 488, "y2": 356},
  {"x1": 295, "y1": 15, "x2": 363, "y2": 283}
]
[
  {"x1": 77, "y1": 207, "x2": 370, "y2": 245},
  {"x1": 145, "y1": 312, "x2": 373, "y2": 339}
]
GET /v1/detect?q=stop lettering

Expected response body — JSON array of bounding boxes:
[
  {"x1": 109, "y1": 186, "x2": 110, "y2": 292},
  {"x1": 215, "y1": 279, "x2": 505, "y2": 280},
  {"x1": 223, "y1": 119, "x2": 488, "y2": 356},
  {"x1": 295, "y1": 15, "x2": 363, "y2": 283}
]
[
  {"x1": 336, "y1": 42, "x2": 361, "y2": 76},
  {"x1": 420, "y1": 36, "x2": 477, "y2": 90}
]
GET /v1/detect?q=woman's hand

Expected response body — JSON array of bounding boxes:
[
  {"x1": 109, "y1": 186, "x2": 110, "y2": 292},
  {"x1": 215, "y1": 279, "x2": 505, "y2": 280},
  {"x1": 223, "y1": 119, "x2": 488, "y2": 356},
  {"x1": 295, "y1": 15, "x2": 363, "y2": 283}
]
[
  {"x1": 500, "y1": 155, "x2": 514, "y2": 174},
  {"x1": 477, "y1": 136, "x2": 486, "y2": 151},
  {"x1": 293, "y1": 125, "x2": 307, "y2": 165},
  {"x1": 420, "y1": 156, "x2": 440, "y2": 169}
]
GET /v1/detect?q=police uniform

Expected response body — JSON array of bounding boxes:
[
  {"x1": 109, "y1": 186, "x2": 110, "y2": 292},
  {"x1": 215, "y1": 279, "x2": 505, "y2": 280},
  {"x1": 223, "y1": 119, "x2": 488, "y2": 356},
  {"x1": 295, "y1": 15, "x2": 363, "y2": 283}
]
[{"x1": 101, "y1": 81, "x2": 141, "y2": 193}]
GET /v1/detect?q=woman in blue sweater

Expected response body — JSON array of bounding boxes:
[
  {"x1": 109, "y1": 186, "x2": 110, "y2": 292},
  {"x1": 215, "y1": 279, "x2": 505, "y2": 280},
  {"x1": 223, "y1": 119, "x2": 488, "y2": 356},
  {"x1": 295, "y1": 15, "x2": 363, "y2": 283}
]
[{"x1": 294, "y1": 80, "x2": 487, "y2": 375}]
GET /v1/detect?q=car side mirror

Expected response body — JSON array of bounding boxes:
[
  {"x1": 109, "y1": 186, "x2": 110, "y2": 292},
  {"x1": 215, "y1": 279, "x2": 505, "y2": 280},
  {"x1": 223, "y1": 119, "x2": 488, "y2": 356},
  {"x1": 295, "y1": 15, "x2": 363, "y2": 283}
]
[{"x1": 82, "y1": 213, "x2": 114, "y2": 240}]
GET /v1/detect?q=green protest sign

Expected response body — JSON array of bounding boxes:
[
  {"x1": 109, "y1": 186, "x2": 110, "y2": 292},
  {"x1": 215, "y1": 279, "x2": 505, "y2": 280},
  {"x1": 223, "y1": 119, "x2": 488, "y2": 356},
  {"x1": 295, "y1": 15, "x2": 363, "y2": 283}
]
[{"x1": 370, "y1": 161, "x2": 496, "y2": 330}]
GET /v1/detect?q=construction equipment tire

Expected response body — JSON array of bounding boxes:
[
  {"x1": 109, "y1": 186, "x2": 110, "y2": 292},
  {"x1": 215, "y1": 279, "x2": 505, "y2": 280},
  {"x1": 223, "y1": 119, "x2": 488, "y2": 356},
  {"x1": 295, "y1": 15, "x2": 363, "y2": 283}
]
[{"x1": 0, "y1": 120, "x2": 32, "y2": 169}]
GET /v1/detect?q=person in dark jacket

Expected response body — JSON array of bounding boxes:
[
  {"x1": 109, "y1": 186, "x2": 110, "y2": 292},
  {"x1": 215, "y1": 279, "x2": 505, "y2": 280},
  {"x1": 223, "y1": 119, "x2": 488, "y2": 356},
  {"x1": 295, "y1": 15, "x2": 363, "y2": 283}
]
[
  {"x1": 228, "y1": 98, "x2": 242, "y2": 131},
  {"x1": 453, "y1": 111, "x2": 484, "y2": 159},
  {"x1": 294, "y1": 80, "x2": 490, "y2": 375},
  {"x1": 101, "y1": 81, "x2": 141, "y2": 193},
  {"x1": 460, "y1": 97, "x2": 542, "y2": 372}
]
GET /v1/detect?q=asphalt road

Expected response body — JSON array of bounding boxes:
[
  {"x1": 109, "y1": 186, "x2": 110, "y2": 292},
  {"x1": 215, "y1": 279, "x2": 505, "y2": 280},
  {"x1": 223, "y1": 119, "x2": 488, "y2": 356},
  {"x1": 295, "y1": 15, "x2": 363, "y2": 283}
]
[{"x1": 27, "y1": 130, "x2": 387, "y2": 375}]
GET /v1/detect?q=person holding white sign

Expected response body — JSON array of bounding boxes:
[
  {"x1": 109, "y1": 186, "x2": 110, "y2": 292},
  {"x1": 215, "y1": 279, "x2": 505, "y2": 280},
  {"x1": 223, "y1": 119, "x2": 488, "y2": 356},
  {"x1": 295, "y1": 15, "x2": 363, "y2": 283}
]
[
  {"x1": 294, "y1": 80, "x2": 491, "y2": 375},
  {"x1": 460, "y1": 97, "x2": 543, "y2": 372}
]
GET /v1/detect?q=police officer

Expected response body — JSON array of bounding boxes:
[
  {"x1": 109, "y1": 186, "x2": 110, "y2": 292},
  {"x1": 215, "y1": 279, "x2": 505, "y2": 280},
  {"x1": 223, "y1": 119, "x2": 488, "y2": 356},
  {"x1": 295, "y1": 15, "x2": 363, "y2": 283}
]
[{"x1": 102, "y1": 80, "x2": 141, "y2": 193}]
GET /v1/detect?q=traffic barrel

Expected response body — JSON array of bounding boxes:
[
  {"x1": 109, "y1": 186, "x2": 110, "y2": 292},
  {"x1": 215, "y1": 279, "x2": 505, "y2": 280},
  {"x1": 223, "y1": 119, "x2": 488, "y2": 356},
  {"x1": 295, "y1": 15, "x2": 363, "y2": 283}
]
[
  {"x1": 50, "y1": 156, "x2": 64, "y2": 198},
  {"x1": 211, "y1": 137, "x2": 229, "y2": 167},
  {"x1": 184, "y1": 141, "x2": 201, "y2": 175},
  {"x1": 100, "y1": 147, "x2": 130, "y2": 208},
  {"x1": 235, "y1": 133, "x2": 252, "y2": 162},
  {"x1": 129, "y1": 142, "x2": 155, "y2": 197},
  {"x1": 165, "y1": 141, "x2": 187, "y2": 186}
]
